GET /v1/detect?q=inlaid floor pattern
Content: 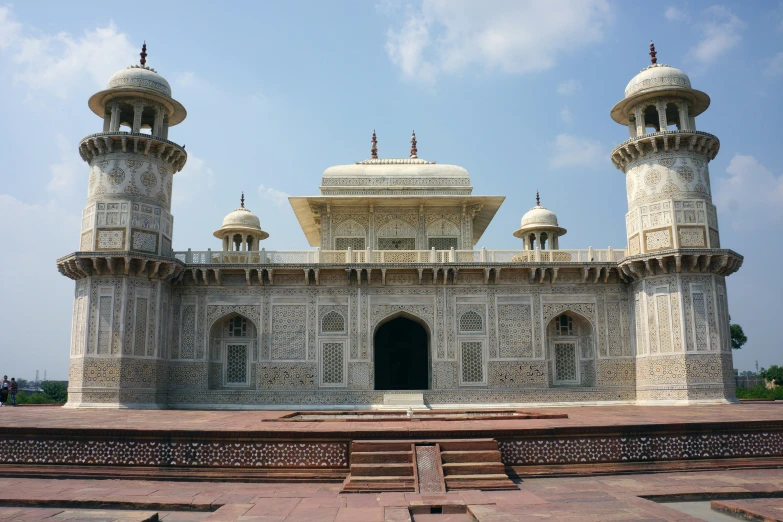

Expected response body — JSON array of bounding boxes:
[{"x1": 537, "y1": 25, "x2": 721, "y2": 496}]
[{"x1": 341, "y1": 438, "x2": 517, "y2": 493}]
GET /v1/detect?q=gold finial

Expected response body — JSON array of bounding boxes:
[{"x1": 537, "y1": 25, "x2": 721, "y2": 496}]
[
  {"x1": 536, "y1": 190, "x2": 540, "y2": 206},
  {"x1": 140, "y1": 42, "x2": 147, "y2": 66},
  {"x1": 410, "y1": 130, "x2": 418, "y2": 159},
  {"x1": 240, "y1": 192, "x2": 245, "y2": 208},
  {"x1": 371, "y1": 130, "x2": 378, "y2": 159},
  {"x1": 649, "y1": 40, "x2": 657, "y2": 65}
]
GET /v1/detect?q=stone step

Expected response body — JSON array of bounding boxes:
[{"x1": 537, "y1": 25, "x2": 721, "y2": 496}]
[
  {"x1": 352, "y1": 441, "x2": 413, "y2": 453},
  {"x1": 351, "y1": 450, "x2": 413, "y2": 464},
  {"x1": 437, "y1": 439, "x2": 498, "y2": 452},
  {"x1": 442, "y1": 462, "x2": 505, "y2": 476},
  {"x1": 341, "y1": 474, "x2": 415, "y2": 493},
  {"x1": 440, "y1": 450, "x2": 501, "y2": 463},
  {"x1": 444, "y1": 474, "x2": 518, "y2": 491},
  {"x1": 350, "y1": 463, "x2": 414, "y2": 477}
]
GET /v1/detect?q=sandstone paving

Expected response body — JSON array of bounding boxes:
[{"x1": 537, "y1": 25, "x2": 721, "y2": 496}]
[
  {"x1": 0, "y1": 468, "x2": 780, "y2": 520},
  {"x1": 3, "y1": 404, "x2": 783, "y2": 435}
]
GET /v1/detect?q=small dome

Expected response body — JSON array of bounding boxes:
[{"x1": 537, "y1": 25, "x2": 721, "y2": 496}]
[
  {"x1": 624, "y1": 64, "x2": 691, "y2": 98},
  {"x1": 222, "y1": 207, "x2": 261, "y2": 229},
  {"x1": 213, "y1": 196, "x2": 269, "y2": 240},
  {"x1": 107, "y1": 65, "x2": 172, "y2": 97},
  {"x1": 513, "y1": 194, "x2": 567, "y2": 239},
  {"x1": 520, "y1": 205, "x2": 559, "y2": 228}
]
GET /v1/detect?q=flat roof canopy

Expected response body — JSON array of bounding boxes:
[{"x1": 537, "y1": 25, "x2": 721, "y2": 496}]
[{"x1": 289, "y1": 195, "x2": 505, "y2": 247}]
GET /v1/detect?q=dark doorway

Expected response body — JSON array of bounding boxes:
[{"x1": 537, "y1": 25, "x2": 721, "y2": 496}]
[{"x1": 374, "y1": 317, "x2": 429, "y2": 390}]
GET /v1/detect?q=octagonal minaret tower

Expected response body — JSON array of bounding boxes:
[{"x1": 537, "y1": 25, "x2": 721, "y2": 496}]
[
  {"x1": 78, "y1": 43, "x2": 186, "y2": 257},
  {"x1": 611, "y1": 43, "x2": 743, "y2": 403},
  {"x1": 59, "y1": 45, "x2": 188, "y2": 408},
  {"x1": 611, "y1": 42, "x2": 718, "y2": 254}
]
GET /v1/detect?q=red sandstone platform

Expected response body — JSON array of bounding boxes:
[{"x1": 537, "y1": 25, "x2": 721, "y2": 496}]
[
  {"x1": 4, "y1": 403, "x2": 783, "y2": 435},
  {"x1": 1, "y1": 403, "x2": 782, "y2": 488}
]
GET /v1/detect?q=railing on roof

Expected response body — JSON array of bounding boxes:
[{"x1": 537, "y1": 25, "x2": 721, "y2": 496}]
[{"x1": 173, "y1": 247, "x2": 626, "y2": 265}]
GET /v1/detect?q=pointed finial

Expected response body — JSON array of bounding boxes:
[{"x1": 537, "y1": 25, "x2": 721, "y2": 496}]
[
  {"x1": 649, "y1": 40, "x2": 657, "y2": 65},
  {"x1": 371, "y1": 130, "x2": 378, "y2": 159},
  {"x1": 536, "y1": 190, "x2": 540, "y2": 206},
  {"x1": 140, "y1": 42, "x2": 147, "y2": 66},
  {"x1": 410, "y1": 130, "x2": 418, "y2": 159},
  {"x1": 240, "y1": 191, "x2": 245, "y2": 208}
]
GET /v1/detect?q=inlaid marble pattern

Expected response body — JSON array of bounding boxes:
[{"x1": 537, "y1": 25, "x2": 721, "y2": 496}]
[
  {"x1": 0, "y1": 439, "x2": 348, "y2": 468},
  {"x1": 499, "y1": 431, "x2": 783, "y2": 466}
]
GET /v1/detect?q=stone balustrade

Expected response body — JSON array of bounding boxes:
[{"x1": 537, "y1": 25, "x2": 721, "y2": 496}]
[{"x1": 173, "y1": 247, "x2": 627, "y2": 265}]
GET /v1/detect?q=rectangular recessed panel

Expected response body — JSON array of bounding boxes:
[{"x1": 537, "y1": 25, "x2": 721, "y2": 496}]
[
  {"x1": 226, "y1": 344, "x2": 248, "y2": 384},
  {"x1": 415, "y1": 445, "x2": 444, "y2": 493},
  {"x1": 554, "y1": 342, "x2": 577, "y2": 383}
]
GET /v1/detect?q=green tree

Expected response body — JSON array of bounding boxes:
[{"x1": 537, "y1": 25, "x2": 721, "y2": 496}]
[
  {"x1": 760, "y1": 365, "x2": 783, "y2": 385},
  {"x1": 730, "y1": 323, "x2": 747, "y2": 349},
  {"x1": 40, "y1": 381, "x2": 68, "y2": 403}
]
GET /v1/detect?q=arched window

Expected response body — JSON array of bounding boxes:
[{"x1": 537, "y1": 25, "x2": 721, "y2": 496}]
[
  {"x1": 665, "y1": 103, "x2": 680, "y2": 131},
  {"x1": 321, "y1": 311, "x2": 346, "y2": 333},
  {"x1": 233, "y1": 234, "x2": 242, "y2": 251},
  {"x1": 459, "y1": 310, "x2": 483, "y2": 333},
  {"x1": 540, "y1": 232, "x2": 549, "y2": 250},
  {"x1": 643, "y1": 105, "x2": 659, "y2": 133},
  {"x1": 554, "y1": 314, "x2": 574, "y2": 336},
  {"x1": 529, "y1": 234, "x2": 536, "y2": 250},
  {"x1": 246, "y1": 235, "x2": 254, "y2": 251},
  {"x1": 228, "y1": 316, "x2": 248, "y2": 337}
]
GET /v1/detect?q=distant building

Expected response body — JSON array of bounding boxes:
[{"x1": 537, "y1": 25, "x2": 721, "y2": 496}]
[{"x1": 58, "y1": 43, "x2": 741, "y2": 408}]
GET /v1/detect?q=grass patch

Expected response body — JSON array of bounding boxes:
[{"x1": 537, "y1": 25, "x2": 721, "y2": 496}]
[{"x1": 735, "y1": 384, "x2": 783, "y2": 400}]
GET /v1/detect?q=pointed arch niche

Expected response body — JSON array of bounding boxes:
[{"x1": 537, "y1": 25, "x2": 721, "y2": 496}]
[
  {"x1": 545, "y1": 311, "x2": 595, "y2": 387},
  {"x1": 208, "y1": 312, "x2": 259, "y2": 389},
  {"x1": 373, "y1": 311, "x2": 431, "y2": 390},
  {"x1": 333, "y1": 220, "x2": 367, "y2": 251}
]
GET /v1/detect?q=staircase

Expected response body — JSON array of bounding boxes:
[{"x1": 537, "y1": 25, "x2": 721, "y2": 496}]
[
  {"x1": 341, "y1": 441, "x2": 416, "y2": 493},
  {"x1": 341, "y1": 438, "x2": 516, "y2": 493},
  {"x1": 439, "y1": 439, "x2": 516, "y2": 491}
]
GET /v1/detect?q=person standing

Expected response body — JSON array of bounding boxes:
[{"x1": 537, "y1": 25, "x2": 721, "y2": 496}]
[
  {"x1": 9, "y1": 378, "x2": 18, "y2": 406},
  {"x1": 0, "y1": 376, "x2": 8, "y2": 407}
]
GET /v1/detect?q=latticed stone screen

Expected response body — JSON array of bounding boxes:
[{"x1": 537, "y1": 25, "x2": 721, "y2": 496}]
[
  {"x1": 226, "y1": 344, "x2": 248, "y2": 384},
  {"x1": 321, "y1": 311, "x2": 345, "y2": 333},
  {"x1": 428, "y1": 237, "x2": 458, "y2": 250},
  {"x1": 461, "y1": 341, "x2": 483, "y2": 384},
  {"x1": 322, "y1": 342, "x2": 344, "y2": 385},
  {"x1": 378, "y1": 238, "x2": 416, "y2": 250},
  {"x1": 335, "y1": 237, "x2": 365, "y2": 250},
  {"x1": 692, "y1": 288, "x2": 708, "y2": 351},
  {"x1": 459, "y1": 311, "x2": 483, "y2": 333},
  {"x1": 554, "y1": 342, "x2": 578, "y2": 383}
]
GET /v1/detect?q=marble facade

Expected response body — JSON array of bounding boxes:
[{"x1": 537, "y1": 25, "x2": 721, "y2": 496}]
[{"x1": 58, "y1": 46, "x2": 742, "y2": 409}]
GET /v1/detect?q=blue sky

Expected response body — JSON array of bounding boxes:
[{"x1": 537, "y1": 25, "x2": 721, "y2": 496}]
[{"x1": 1, "y1": 1, "x2": 781, "y2": 379}]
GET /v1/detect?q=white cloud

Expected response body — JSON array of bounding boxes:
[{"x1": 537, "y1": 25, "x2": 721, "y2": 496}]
[
  {"x1": 385, "y1": 9, "x2": 436, "y2": 84},
  {"x1": 174, "y1": 71, "x2": 196, "y2": 87},
  {"x1": 0, "y1": 5, "x2": 135, "y2": 98},
  {"x1": 385, "y1": 0, "x2": 610, "y2": 83},
  {"x1": 549, "y1": 134, "x2": 604, "y2": 169},
  {"x1": 0, "y1": 6, "x2": 21, "y2": 49},
  {"x1": 172, "y1": 154, "x2": 216, "y2": 207},
  {"x1": 560, "y1": 106, "x2": 572, "y2": 124},
  {"x1": 714, "y1": 154, "x2": 783, "y2": 228},
  {"x1": 690, "y1": 5, "x2": 745, "y2": 64},
  {"x1": 46, "y1": 135, "x2": 84, "y2": 200},
  {"x1": 664, "y1": 6, "x2": 686, "y2": 21},
  {"x1": 764, "y1": 51, "x2": 783, "y2": 78},
  {"x1": 556, "y1": 79, "x2": 581, "y2": 96},
  {"x1": 258, "y1": 184, "x2": 291, "y2": 207}
]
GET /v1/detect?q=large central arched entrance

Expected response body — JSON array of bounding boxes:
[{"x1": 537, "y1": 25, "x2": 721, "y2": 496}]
[{"x1": 374, "y1": 316, "x2": 430, "y2": 390}]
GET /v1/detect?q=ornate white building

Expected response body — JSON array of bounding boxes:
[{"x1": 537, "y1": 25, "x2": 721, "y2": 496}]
[{"x1": 58, "y1": 44, "x2": 742, "y2": 408}]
